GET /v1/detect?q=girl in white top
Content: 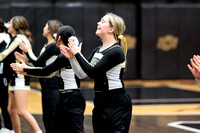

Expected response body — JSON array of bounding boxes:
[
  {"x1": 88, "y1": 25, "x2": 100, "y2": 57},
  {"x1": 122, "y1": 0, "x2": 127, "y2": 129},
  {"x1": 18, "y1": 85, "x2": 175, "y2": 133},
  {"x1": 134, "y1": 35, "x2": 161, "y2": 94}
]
[
  {"x1": 0, "y1": 17, "x2": 13, "y2": 132},
  {"x1": 0, "y1": 16, "x2": 42, "y2": 133}
]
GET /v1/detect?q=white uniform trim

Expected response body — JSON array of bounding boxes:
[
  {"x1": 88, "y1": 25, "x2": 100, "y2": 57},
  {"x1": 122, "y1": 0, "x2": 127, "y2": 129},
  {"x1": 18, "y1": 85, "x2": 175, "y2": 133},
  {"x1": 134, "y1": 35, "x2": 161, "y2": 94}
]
[
  {"x1": 69, "y1": 58, "x2": 87, "y2": 79},
  {"x1": 0, "y1": 37, "x2": 21, "y2": 61},
  {"x1": 60, "y1": 68, "x2": 78, "y2": 89},
  {"x1": 17, "y1": 34, "x2": 30, "y2": 46},
  {"x1": 9, "y1": 78, "x2": 30, "y2": 91},
  {"x1": 0, "y1": 32, "x2": 10, "y2": 74},
  {"x1": 27, "y1": 49, "x2": 37, "y2": 61},
  {"x1": 106, "y1": 61, "x2": 125, "y2": 90},
  {"x1": 46, "y1": 55, "x2": 58, "y2": 66},
  {"x1": 0, "y1": 32, "x2": 11, "y2": 45},
  {"x1": 25, "y1": 66, "x2": 56, "y2": 78}
]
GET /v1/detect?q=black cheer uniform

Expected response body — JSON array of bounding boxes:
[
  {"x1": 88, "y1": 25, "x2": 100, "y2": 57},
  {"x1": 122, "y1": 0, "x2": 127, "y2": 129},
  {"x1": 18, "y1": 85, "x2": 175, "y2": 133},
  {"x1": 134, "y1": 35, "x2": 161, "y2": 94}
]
[
  {"x1": 24, "y1": 54, "x2": 86, "y2": 133},
  {"x1": 0, "y1": 32, "x2": 12, "y2": 130},
  {"x1": 26, "y1": 42, "x2": 60, "y2": 133},
  {"x1": 71, "y1": 43, "x2": 132, "y2": 133},
  {"x1": 0, "y1": 35, "x2": 30, "y2": 90}
]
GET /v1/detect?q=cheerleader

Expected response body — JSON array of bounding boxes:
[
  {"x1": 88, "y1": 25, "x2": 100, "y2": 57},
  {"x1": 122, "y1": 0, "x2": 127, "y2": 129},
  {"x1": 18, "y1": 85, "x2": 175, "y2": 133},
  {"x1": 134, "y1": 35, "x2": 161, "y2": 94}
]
[
  {"x1": 0, "y1": 16, "x2": 42, "y2": 133},
  {"x1": 60, "y1": 13, "x2": 133, "y2": 133},
  {"x1": 0, "y1": 17, "x2": 13, "y2": 133},
  {"x1": 11, "y1": 25, "x2": 86, "y2": 133},
  {"x1": 15, "y1": 19, "x2": 63, "y2": 133}
]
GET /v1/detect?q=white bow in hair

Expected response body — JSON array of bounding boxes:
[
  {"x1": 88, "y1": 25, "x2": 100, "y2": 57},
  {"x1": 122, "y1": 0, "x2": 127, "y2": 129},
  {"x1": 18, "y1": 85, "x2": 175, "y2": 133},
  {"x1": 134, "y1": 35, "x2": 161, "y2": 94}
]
[
  {"x1": 53, "y1": 33, "x2": 57, "y2": 38},
  {"x1": 4, "y1": 22, "x2": 9, "y2": 28},
  {"x1": 69, "y1": 36, "x2": 79, "y2": 46}
]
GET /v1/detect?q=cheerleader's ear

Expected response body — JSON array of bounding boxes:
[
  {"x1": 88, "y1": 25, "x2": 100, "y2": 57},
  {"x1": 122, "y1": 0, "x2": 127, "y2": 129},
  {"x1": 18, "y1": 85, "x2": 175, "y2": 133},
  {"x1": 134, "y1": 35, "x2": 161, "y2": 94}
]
[{"x1": 56, "y1": 36, "x2": 63, "y2": 47}]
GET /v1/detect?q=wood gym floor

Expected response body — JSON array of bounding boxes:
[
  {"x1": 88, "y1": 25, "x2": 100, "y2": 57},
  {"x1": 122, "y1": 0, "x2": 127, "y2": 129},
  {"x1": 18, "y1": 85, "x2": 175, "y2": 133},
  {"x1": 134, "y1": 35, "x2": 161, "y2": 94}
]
[{"x1": 1, "y1": 79, "x2": 200, "y2": 133}]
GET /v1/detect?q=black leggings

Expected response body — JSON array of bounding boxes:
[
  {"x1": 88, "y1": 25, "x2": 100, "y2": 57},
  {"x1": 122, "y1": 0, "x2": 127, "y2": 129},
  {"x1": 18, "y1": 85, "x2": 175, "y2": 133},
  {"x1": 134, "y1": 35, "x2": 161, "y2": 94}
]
[
  {"x1": 41, "y1": 89, "x2": 59, "y2": 133},
  {"x1": 40, "y1": 76, "x2": 60, "y2": 133},
  {"x1": 0, "y1": 76, "x2": 12, "y2": 130},
  {"x1": 56, "y1": 89, "x2": 86, "y2": 133},
  {"x1": 93, "y1": 89, "x2": 132, "y2": 133}
]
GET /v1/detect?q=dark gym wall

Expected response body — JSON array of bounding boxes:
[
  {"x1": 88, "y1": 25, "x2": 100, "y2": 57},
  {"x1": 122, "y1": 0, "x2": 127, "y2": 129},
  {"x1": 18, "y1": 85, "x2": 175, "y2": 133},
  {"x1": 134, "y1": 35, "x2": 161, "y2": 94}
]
[
  {"x1": 141, "y1": 4, "x2": 200, "y2": 79},
  {"x1": 178, "y1": 4, "x2": 200, "y2": 78}
]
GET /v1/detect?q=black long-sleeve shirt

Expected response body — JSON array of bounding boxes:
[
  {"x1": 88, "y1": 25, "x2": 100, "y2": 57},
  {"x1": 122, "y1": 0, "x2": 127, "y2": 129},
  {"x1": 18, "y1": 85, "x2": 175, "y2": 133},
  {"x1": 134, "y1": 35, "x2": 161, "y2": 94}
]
[
  {"x1": 26, "y1": 42, "x2": 61, "y2": 90},
  {"x1": 27, "y1": 43, "x2": 60, "y2": 67},
  {"x1": 74, "y1": 43, "x2": 126, "y2": 91},
  {"x1": 24, "y1": 54, "x2": 80, "y2": 89},
  {"x1": 0, "y1": 36, "x2": 30, "y2": 85}
]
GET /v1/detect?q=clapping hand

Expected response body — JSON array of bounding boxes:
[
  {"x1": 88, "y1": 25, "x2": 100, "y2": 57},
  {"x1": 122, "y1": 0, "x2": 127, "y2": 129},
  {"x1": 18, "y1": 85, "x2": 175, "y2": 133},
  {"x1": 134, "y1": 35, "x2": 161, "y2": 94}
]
[
  {"x1": 187, "y1": 55, "x2": 200, "y2": 80},
  {"x1": 59, "y1": 45, "x2": 74, "y2": 59},
  {"x1": 10, "y1": 59, "x2": 27, "y2": 75},
  {"x1": 68, "y1": 38, "x2": 82, "y2": 55},
  {"x1": 59, "y1": 38, "x2": 82, "y2": 59},
  {"x1": 14, "y1": 51, "x2": 28, "y2": 64}
]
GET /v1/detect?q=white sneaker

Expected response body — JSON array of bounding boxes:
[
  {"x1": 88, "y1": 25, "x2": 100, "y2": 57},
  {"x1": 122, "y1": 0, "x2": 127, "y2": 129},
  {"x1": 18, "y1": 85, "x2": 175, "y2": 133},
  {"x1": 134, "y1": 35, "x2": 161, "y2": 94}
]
[{"x1": 0, "y1": 128, "x2": 14, "y2": 133}]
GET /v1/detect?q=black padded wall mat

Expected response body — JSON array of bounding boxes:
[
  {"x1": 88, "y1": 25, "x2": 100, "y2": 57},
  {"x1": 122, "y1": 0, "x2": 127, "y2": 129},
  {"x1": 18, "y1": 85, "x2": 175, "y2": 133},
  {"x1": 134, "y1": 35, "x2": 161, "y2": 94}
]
[
  {"x1": 0, "y1": 4, "x2": 10, "y2": 22},
  {"x1": 156, "y1": 4, "x2": 179, "y2": 79},
  {"x1": 10, "y1": 3, "x2": 36, "y2": 47},
  {"x1": 114, "y1": 3, "x2": 137, "y2": 79},
  {"x1": 81, "y1": 3, "x2": 113, "y2": 58},
  {"x1": 55, "y1": 2, "x2": 84, "y2": 47},
  {"x1": 141, "y1": 4, "x2": 157, "y2": 79},
  {"x1": 34, "y1": 3, "x2": 54, "y2": 56},
  {"x1": 178, "y1": 4, "x2": 200, "y2": 78},
  {"x1": 141, "y1": 4, "x2": 200, "y2": 79}
]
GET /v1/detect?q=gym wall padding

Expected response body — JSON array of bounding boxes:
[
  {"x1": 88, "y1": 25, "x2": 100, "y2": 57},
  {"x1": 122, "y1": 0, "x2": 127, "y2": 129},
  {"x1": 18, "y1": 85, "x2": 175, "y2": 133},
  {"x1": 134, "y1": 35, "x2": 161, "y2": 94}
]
[
  {"x1": 141, "y1": 4, "x2": 200, "y2": 79},
  {"x1": 178, "y1": 4, "x2": 200, "y2": 78},
  {"x1": 156, "y1": 4, "x2": 179, "y2": 79},
  {"x1": 55, "y1": 2, "x2": 84, "y2": 46},
  {"x1": 10, "y1": 3, "x2": 36, "y2": 45},
  {"x1": 141, "y1": 4, "x2": 157, "y2": 79},
  {"x1": 0, "y1": 4, "x2": 10, "y2": 22},
  {"x1": 81, "y1": 3, "x2": 113, "y2": 58},
  {"x1": 34, "y1": 3, "x2": 54, "y2": 56},
  {"x1": 9, "y1": 3, "x2": 54, "y2": 56},
  {"x1": 114, "y1": 3, "x2": 137, "y2": 79}
]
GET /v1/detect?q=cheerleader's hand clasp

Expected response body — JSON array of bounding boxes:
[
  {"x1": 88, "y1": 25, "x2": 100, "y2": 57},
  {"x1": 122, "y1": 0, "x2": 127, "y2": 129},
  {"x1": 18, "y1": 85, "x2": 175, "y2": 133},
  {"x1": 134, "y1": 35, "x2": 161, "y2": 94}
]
[
  {"x1": 68, "y1": 37, "x2": 82, "y2": 55},
  {"x1": 59, "y1": 45, "x2": 74, "y2": 59},
  {"x1": 14, "y1": 51, "x2": 28, "y2": 64},
  {"x1": 10, "y1": 59, "x2": 27, "y2": 75}
]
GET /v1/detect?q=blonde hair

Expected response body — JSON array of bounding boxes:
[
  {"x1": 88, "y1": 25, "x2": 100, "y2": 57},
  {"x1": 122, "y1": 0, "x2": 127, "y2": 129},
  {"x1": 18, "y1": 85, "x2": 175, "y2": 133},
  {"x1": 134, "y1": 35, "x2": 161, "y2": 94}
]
[
  {"x1": 11, "y1": 16, "x2": 32, "y2": 41},
  {"x1": 106, "y1": 13, "x2": 127, "y2": 55},
  {"x1": 47, "y1": 20, "x2": 63, "y2": 38}
]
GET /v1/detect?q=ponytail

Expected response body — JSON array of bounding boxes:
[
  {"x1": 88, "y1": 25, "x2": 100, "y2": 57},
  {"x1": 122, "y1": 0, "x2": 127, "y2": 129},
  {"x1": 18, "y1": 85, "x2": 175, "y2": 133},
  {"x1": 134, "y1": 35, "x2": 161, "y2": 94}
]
[
  {"x1": 118, "y1": 35, "x2": 127, "y2": 56},
  {"x1": 105, "y1": 13, "x2": 127, "y2": 56}
]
